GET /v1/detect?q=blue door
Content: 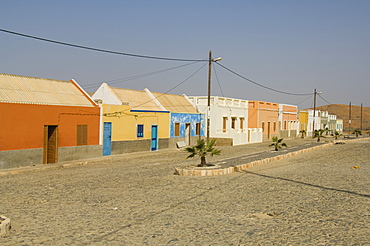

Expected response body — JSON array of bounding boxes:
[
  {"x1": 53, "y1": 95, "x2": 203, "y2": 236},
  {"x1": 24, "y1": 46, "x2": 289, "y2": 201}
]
[
  {"x1": 151, "y1": 125, "x2": 158, "y2": 151},
  {"x1": 103, "y1": 122, "x2": 112, "y2": 156}
]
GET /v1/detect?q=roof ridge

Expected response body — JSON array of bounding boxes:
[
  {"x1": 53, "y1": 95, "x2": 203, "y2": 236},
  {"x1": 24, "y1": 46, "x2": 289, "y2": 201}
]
[{"x1": 0, "y1": 73, "x2": 70, "y2": 83}]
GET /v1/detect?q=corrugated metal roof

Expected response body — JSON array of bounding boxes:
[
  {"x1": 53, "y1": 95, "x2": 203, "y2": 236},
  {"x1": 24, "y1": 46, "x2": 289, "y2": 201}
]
[
  {"x1": 0, "y1": 73, "x2": 95, "y2": 107},
  {"x1": 151, "y1": 92, "x2": 198, "y2": 113},
  {"x1": 109, "y1": 87, "x2": 163, "y2": 111}
]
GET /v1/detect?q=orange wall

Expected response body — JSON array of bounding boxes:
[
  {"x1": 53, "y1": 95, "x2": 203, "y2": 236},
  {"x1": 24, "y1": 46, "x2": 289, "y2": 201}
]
[
  {"x1": 248, "y1": 101, "x2": 279, "y2": 133},
  {"x1": 0, "y1": 103, "x2": 100, "y2": 151}
]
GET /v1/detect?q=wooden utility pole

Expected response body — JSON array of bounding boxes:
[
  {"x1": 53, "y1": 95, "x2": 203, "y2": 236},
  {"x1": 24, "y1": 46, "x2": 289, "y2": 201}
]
[
  {"x1": 207, "y1": 50, "x2": 212, "y2": 142},
  {"x1": 312, "y1": 88, "x2": 317, "y2": 136},
  {"x1": 349, "y1": 102, "x2": 352, "y2": 134},
  {"x1": 361, "y1": 103, "x2": 363, "y2": 131}
]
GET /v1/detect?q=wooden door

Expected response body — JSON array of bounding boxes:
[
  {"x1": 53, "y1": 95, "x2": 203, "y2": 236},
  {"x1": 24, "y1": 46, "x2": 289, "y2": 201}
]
[{"x1": 43, "y1": 125, "x2": 58, "y2": 164}]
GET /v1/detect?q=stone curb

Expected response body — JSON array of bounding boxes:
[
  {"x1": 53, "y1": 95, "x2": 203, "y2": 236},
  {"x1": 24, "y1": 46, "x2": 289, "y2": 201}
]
[
  {"x1": 175, "y1": 137, "x2": 370, "y2": 176},
  {"x1": 0, "y1": 215, "x2": 11, "y2": 237}
]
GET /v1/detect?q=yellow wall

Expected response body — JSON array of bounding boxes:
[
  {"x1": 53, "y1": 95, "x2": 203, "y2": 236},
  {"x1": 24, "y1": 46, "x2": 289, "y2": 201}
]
[
  {"x1": 102, "y1": 104, "x2": 170, "y2": 141},
  {"x1": 299, "y1": 111, "x2": 309, "y2": 131}
]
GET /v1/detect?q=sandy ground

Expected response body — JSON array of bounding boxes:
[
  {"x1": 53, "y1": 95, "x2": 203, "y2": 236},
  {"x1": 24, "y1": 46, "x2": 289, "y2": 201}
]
[{"x1": 1, "y1": 138, "x2": 369, "y2": 245}]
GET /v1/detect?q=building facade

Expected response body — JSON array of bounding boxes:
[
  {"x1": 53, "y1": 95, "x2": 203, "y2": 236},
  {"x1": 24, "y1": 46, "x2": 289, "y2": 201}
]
[
  {"x1": 279, "y1": 104, "x2": 299, "y2": 138},
  {"x1": 0, "y1": 73, "x2": 101, "y2": 169},
  {"x1": 249, "y1": 101, "x2": 279, "y2": 140},
  {"x1": 188, "y1": 96, "x2": 262, "y2": 145},
  {"x1": 92, "y1": 83, "x2": 170, "y2": 155}
]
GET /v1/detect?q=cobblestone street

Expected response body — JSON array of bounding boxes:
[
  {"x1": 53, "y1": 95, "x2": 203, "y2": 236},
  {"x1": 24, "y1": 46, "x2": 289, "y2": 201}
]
[{"x1": 1, "y1": 139, "x2": 370, "y2": 245}]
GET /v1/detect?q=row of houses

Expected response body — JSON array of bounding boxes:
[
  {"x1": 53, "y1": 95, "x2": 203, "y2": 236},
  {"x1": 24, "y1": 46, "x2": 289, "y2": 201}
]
[
  {"x1": 299, "y1": 110, "x2": 343, "y2": 137},
  {"x1": 0, "y1": 73, "x2": 343, "y2": 169}
]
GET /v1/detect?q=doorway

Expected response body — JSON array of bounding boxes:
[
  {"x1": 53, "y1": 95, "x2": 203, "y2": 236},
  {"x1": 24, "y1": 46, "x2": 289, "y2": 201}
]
[
  {"x1": 43, "y1": 125, "x2": 58, "y2": 164},
  {"x1": 185, "y1": 123, "x2": 191, "y2": 145},
  {"x1": 151, "y1": 125, "x2": 158, "y2": 151},
  {"x1": 103, "y1": 122, "x2": 112, "y2": 156}
]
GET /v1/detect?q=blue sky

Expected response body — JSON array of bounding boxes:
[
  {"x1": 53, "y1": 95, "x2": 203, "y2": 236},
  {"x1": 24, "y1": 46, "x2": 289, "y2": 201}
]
[{"x1": 1, "y1": 0, "x2": 370, "y2": 109}]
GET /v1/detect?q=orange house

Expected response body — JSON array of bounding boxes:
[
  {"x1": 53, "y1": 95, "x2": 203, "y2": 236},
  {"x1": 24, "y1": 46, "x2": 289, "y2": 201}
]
[
  {"x1": 248, "y1": 100, "x2": 279, "y2": 140},
  {"x1": 0, "y1": 73, "x2": 101, "y2": 169}
]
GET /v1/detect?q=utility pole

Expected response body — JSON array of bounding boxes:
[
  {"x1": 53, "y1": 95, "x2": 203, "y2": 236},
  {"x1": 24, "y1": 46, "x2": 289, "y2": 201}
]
[
  {"x1": 207, "y1": 51, "x2": 212, "y2": 142},
  {"x1": 312, "y1": 88, "x2": 317, "y2": 136},
  {"x1": 349, "y1": 102, "x2": 352, "y2": 134},
  {"x1": 312, "y1": 89, "x2": 322, "y2": 137},
  {"x1": 361, "y1": 103, "x2": 363, "y2": 132},
  {"x1": 206, "y1": 50, "x2": 222, "y2": 142}
]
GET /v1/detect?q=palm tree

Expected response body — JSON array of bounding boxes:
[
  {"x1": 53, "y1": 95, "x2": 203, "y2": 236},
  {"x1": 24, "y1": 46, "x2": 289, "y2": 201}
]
[
  {"x1": 353, "y1": 129, "x2": 362, "y2": 137},
  {"x1": 333, "y1": 131, "x2": 342, "y2": 140},
  {"x1": 269, "y1": 136, "x2": 287, "y2": 151},
  {"x1": 313, "y1": 129, "x2": 326, "y2": 142},
  {"x1": 185, "y1": 138, "x2": 221, "y2": 167}
]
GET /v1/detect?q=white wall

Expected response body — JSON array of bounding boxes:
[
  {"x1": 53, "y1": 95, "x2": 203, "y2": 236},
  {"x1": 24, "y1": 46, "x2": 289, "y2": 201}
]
[{"x1": 188, "y1": 96, "x2": 262, "y2": 145}]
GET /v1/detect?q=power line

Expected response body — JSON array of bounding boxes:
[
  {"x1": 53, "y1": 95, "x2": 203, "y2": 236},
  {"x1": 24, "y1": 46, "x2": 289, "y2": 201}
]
[
  {"x1": 295, "y1": 95, "x2": 313, "y2": 106},
  {"x1": 216, "y1": 62, "x2": 313, "y2": 96},
  {"x1": 318, "y1": 94, "x2": 333, "y2": 105},
  {"x1": 213, "y1": 65, "x2": 226, "y2": 98},
  {"x1": 83, "y1": 61, "x2": 201, "y2": 90},
  {"x1": 105, "y1": 62, "x2": 208, "y2": 115},
  {"x1": 0, "y1": 28, "x2": 207, "y2": 62}
]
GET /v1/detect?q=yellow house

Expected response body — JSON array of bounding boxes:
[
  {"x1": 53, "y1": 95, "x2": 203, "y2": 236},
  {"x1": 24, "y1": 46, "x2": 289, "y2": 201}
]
[
  {"x1": 92, "y1": 83, "x2": 170, "y2": 155},
  {"x1": 299, "y1": 111, "x2": 309, "y2": 137},
  {"x1": 102, "y1": 104, "x2": 169, "y2": 141}
]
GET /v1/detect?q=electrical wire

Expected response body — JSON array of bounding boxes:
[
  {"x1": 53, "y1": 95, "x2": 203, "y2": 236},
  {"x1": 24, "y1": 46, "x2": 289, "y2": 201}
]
[
  {"x1": 215, "y1": 62, "x2": 313, "y2": 96},
  {"x1": 213, "y1": 65, "x2": 226, "y2": 98},
  {"x1": 105, "y1": 62, "x2": 208, "y2": 115},
  {"x1": 82, "y1": 61, "x2": 201, "y2": 90},
  {"x1": 0, "y1": 28, "x2": 207, "y2": 62},
  {"x1": 295, "y1": 95, "x2": 313, "y2": 106},
  {"x1": 318, "y1": 94, "x2": 333, "y2": 105}
]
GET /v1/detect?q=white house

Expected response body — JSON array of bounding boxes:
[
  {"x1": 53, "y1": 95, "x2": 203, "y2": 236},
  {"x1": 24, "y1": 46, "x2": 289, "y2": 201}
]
[
  {"x1": 307, "y1": 109, "x2": 322, "y2": 136},
  {"x1": 186, "y1": 96, "x2": 262, "y2": 145}
]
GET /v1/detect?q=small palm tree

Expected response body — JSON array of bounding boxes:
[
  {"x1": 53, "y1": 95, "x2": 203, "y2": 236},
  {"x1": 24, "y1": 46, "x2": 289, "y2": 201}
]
[
  {"x1": 300, "y1": 130, "x2": 306, "y2": 139},
  {"x1": 353, "y1": 129, "x2": 362, "y2": 137},
  {"x1": 185, "y1": 139, "x2": 221, "y2": 167},
  {"x1": 269, "y1": 136, "x2": 287, "y2": 151},
  {"x1": 313, "y1": 129, "x2": 326, "y2": 142},
  {"x1": 333, "y1": 131, "x2": 342, "y2": 140}
]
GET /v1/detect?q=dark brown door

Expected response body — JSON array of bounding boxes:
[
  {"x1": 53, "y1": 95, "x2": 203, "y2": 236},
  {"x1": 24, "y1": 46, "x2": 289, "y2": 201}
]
[{"x1": 43, "y1": 125, "x2": 58, "y2": 164}]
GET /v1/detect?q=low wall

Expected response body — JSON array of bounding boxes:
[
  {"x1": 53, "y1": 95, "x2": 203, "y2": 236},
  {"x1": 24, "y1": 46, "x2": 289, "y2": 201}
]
[
  {"x1": 112, "y1": 139, "x2": 153, "y2": 154},
  {"x1": 0, "y1": 148, "x2": 43, "y2": 169},
  {"x1": 0, "y1": 145, "x2": 102, "y2": 169},
  {"x1": 212, "y1": 138, "x2": 233, "y2": 146},
  {"x1": 59, "y1": 145, "x2": 102, "y2": 162}
]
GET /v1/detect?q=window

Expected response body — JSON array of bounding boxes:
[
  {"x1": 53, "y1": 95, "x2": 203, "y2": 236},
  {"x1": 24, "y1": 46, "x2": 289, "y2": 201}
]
[
  {"x1": 262, "y1": 122, "x2": 265, "y2": 132},
  {"x1": 284, "y1": 121, "x2": 287, "y2": 130},
  {"x1": 231, "y1": 117, "x2": 236, "y2": 129},
  {"x1": 174, "y1": 123, "x2": 180, "y2": 137},
  {"x1": 240, "y1": 118, "x2": 244, "y2": 130},
  {"x1": 137, "y1": 124, "x2": 144, "y2": 138},
  {"x1": 223, "y1": 117, "x2": 227, "y2": 132},
  {"x1": 196, "y1": 123, "x2": 201, "y2": 135},
  {"x1": 273, "y1": 122, "x2": 276, "y2": 132},
  {"x1": 77, "y1": 125, "x2": 87, "y2": 146}
]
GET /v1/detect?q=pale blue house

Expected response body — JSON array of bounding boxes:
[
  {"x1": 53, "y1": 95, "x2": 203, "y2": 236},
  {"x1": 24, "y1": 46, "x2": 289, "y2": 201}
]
[{"x1": 149, "y1": 91, "x2": 205, "y2": 146}]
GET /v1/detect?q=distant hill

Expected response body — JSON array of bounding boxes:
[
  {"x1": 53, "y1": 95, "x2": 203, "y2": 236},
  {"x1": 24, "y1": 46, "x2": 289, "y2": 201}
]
[{"x1": 304, "y1": 104, "x2": 370, "y2": 132}]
